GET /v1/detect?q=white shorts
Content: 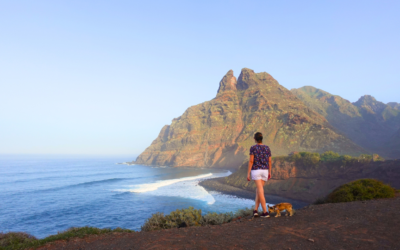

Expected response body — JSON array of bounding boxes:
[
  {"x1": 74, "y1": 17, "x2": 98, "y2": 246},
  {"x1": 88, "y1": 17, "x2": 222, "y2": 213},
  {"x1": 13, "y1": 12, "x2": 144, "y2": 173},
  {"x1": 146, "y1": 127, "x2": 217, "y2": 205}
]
[{"x1": 251, "y1": 169, "x2": 269, "y2": 181}]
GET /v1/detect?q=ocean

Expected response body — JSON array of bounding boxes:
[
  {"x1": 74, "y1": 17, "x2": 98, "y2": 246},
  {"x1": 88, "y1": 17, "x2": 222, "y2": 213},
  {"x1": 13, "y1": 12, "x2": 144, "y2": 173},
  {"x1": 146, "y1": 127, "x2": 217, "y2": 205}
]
[{"x1": 0, "y1": 155, "x2": 256, "y2": 238}]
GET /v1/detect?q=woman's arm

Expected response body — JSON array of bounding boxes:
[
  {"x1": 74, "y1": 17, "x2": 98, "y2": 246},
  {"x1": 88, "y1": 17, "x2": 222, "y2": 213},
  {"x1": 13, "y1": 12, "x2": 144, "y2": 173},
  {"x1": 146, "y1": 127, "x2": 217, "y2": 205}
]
[
  {"x1": 268, "y1": 157, "x2": 272, "y2": 180},
  {"x1": 247, "y1": 155, "x2": 254, "y2": 181}
]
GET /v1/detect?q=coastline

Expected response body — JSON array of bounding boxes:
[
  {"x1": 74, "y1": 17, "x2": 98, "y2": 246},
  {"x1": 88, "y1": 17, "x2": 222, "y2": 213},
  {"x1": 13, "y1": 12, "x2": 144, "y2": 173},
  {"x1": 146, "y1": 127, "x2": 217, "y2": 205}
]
[{"x1": 199, "y1": 177, "x2": 309, "y2": 209}]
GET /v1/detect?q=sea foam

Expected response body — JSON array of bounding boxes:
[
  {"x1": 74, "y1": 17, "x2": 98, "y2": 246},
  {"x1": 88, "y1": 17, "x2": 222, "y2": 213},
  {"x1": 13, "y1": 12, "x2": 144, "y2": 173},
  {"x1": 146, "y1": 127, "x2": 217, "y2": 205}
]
[
  {"x1": 118, "y1": 173, "x2": 213, "y2": 193},
  {"x1": 114, "y1": 171, "x2": 233, "y2": 205}
]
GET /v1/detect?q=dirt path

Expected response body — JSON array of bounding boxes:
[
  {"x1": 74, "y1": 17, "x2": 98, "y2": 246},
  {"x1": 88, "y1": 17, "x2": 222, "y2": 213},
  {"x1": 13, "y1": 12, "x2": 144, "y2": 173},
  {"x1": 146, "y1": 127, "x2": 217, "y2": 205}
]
[{"x1": 37, "y1": 196, "x2": 400, "y2": 250}]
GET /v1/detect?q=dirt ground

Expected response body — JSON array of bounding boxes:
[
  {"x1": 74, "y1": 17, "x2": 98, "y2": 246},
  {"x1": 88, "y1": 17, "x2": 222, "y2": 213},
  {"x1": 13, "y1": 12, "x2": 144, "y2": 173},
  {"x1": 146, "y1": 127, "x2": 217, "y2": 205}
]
[{"x1": 36, "y1": 195, "x2": 400, "y2": 250}]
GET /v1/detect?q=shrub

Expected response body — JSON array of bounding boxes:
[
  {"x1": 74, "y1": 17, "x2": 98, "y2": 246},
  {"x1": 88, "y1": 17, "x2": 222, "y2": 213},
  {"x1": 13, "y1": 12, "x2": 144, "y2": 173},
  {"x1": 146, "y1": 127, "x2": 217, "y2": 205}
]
[
  {"x1": 359, "y1": 154, "x2": 372, "y2": 161},
  {"x1": 141, "y1": 207, "x2": 202, "y2": 232},
  {"x1": 0, "y1": 232, "x2": 37, "y2": 248},
  {"x1": 372, "y1": 154, "x2": 385, "y2": 162},
  {"x1": 142, "y1": 207, "x2": 255, "y2": 232},
  {"x1": 320, "y1": 151, "x2": 340, "y2": 162},
  {"x1": 322, "y1": 179, "x2": 396, "y2": 204},
  {"x1": 233, "y1": 207, "x2": 253, "y2": 218},
  {"x1": 201, "y1": 212, "x2": 234, "y2": 226},
  {"x1": 340, "y1": 155, "x2": 356, "y2": 165},
  {"x1": 290, "y1": 152, "x2": 320, "y2": 167}
]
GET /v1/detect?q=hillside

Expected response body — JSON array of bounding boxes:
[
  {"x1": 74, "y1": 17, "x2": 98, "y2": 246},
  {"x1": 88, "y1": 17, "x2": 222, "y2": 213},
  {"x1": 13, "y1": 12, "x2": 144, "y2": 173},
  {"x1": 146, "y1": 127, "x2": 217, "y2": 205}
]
[
  {"x1": 291, "y1": 86, "x2": 400, "y2": 158},
  {"x1": 36, "y1": 196, "x2": 400, "y2": 250},
  {"x1": 135, "y1": 69, "x2": 366, "y2": 168},
  {"x1": 385, "y1": 128, "x2": 400, "y2": 158},
  {"x1": 388, "y1": 102, "x2": 400, "y2": 110},
  {"x1": 200, "y1": 156, "x2": 400, "y2": 202}
]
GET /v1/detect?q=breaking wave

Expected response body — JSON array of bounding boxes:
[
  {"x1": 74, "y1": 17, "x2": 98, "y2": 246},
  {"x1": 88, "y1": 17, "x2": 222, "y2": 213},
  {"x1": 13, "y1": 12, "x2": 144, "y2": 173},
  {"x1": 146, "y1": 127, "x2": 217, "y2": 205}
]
[
  {"x1": 113, "y1": 171, "x2": 233, "y2": 205},
  {"x1": 117, "y1": 173, "x2": 213, "y2": 193}
]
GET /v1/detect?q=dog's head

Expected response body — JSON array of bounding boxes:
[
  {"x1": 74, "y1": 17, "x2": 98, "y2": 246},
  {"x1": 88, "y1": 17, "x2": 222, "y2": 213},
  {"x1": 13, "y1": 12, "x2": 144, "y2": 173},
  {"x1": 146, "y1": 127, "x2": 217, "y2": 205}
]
[{"x1": 267, "y1": 205, "x2": 275, "y2": 213}]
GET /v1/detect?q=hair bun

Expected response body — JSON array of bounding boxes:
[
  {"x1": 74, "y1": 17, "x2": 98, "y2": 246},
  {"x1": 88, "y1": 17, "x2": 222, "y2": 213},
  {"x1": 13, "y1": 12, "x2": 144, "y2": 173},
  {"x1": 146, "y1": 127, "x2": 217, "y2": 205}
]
[{"x1": 254, "y1": 132, "x2": 263, "y2": 143}]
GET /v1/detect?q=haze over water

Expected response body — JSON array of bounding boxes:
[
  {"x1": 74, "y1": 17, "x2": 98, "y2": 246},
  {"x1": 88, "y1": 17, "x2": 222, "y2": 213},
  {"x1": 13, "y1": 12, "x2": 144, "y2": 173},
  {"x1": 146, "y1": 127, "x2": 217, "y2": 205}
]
[{"x1": 0, "y1": 155, "x2": 255, "y2": 238}]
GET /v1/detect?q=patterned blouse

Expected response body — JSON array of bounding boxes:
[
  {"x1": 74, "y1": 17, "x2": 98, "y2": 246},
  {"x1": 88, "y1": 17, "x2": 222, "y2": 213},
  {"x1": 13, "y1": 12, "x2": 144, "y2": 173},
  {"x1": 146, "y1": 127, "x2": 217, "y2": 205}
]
[{"x1": 249, "y1": 144, "x2": 272, "y2": 170}]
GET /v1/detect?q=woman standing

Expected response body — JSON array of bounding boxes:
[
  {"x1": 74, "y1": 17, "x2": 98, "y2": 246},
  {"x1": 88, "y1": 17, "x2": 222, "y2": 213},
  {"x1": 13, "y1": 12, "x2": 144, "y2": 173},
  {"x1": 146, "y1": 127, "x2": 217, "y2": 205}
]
[{"x1": 247, "y1": 132, "x2": 272, "y2": 218}]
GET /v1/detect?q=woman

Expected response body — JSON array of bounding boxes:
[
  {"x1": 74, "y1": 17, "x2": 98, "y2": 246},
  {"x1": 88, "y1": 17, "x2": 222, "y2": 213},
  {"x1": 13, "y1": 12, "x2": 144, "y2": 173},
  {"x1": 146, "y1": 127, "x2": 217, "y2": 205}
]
[{"x1": 247, "y1": 132, "x2": 272, "y2": 218}]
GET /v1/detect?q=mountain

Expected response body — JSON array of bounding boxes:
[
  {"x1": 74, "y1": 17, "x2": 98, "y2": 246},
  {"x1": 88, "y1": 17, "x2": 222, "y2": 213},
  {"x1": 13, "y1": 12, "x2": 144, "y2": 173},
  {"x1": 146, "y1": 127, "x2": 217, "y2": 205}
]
[
  {"x1": 135, "y1": 69, "x2": 366, "y2": 168},
  {"x1": 388, "y1": 102, "x2": 400, "y2": 110},
  {"x1": 385, "y1": 128, "x2": 400, "y2": 158},
  {"x1": 291, "y1": 87, "x2": 400, "y2": 158}
]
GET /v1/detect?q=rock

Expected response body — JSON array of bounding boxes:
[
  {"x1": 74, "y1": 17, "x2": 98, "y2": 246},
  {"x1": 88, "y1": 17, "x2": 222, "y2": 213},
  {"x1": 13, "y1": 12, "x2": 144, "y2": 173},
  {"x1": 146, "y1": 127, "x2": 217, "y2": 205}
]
[{"x1": 308, "y1": 238, "x2": 315, "y2": 243}]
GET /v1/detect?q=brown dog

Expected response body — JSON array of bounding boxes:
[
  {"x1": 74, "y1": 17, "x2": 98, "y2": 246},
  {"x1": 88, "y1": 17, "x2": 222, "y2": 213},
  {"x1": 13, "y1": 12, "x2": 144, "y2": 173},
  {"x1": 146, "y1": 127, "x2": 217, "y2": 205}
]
[{"x1": 268, "y1": 203, "x2": 293, "y2": 217}]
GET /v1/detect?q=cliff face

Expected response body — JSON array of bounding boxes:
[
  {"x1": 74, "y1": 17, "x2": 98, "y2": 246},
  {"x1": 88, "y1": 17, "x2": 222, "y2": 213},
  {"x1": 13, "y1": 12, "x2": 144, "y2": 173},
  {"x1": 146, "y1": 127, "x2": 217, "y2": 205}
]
[
  {"x1": 206, "y1": 159, "x2": 400, "y2": 202},
  {"x1": 291, "y1": 87, "x2": 400, "y2": 158},
  {"x1": 135, "y1": 69, "x2": 367, "y2": 168},
  {"x1": 135, "y1": 70, "x2": 245, "y2": 167}
]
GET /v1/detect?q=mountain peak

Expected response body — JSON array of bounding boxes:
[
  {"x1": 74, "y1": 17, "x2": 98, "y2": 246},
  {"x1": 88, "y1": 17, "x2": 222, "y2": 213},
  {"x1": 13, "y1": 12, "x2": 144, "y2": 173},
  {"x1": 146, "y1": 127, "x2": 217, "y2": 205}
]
[
  {"x1": 353, "y1": 95, "x2": 386, "y2": 114},
  {"x1": 217, "y1": 70, "x2": 237, "y2": 94},
  {"x1": 292, "y1": 86, "x2": 332, "y2": 99},
  {"x1": 237, "y1": 68, "x2": 276, "y2": 90},
  {"x1": 387, "y1": 102, "x2": 400, "y2": 110},
  {"x1": 355, "y1": 95, "x2": 377, "y2": 104}
]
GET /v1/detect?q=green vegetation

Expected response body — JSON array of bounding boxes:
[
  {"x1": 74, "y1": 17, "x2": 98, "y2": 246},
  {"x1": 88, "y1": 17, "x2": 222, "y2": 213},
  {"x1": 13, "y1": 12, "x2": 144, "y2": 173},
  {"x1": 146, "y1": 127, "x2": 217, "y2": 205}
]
[
  {"x1": 316, "y1": 179, "x2": 396, "y2": 204},
  {"x1": 0, "y1": 227, "x2": 134, "y2": 250},
  {"x1": 273, "y1": 151, "x2": 385, "y2": 168},
  {"x1": 141, "y1": 207, "x2": 253, "y2": 232},
  {"x1": 0, "y1": 233, "x2": 36, "y2": 250}
]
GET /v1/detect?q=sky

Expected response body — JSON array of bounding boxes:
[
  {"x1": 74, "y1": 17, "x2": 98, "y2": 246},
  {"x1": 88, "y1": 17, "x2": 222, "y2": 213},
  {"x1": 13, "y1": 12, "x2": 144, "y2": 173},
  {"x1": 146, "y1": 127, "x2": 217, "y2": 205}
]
[{"x1": 1, "y1": 0, "x2": 399, "y2": 156}]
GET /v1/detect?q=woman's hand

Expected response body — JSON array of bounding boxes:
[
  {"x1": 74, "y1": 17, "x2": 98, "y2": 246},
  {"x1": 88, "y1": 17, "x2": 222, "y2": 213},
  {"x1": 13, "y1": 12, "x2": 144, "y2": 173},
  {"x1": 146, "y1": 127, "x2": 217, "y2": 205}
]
[
  {"x1": 268, "y1": 172, "x2": 271, "y2": 180},
  {"x1": 247, "y1": 174, "x2": 251, "y2": 181}
]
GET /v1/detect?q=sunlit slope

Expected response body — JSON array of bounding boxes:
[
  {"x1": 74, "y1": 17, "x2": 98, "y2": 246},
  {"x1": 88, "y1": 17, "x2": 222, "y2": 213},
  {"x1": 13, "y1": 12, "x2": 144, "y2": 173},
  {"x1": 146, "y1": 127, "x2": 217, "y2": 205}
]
[{"x1": 291, "y1": 86, "x2": 400, "y2": 158}]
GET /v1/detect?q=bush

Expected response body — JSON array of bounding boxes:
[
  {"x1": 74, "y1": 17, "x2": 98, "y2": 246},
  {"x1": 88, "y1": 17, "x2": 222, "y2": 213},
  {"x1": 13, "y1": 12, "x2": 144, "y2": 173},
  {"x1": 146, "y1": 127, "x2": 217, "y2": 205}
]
[
  {"x1": 359, "y1": 154, "x2": 372, "y2": 160},
  {"x1": 233, "y1": 207, "x2": 253, "y2": 218},
  {"x1": 289, "y1": 152, "x2": 320, "y2": 167},
  {"x1": 141, "y1": 207, "x2": 202, "y2": 232},
  {"x1": 142, "y1": 207, "x2": 254, "y2": 232},
  {"x1": 201, "y1": 212, "x2": 234, "y2": 226},
  {"x1": 0, "y1": 232, "x2": 37, "y2": 248},
  {"x1": 321, "y1": 179, "x2": 396, "y2": 204},
  {"x1": 320, "y1": 151, "x2": 340, "y2": 162}
]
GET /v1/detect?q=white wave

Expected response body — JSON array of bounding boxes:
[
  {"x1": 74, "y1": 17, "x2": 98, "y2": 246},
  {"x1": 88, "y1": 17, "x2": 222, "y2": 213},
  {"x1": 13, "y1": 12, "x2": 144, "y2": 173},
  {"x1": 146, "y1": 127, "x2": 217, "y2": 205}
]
[
  {"x1": 116, "y1": 173, "x2": 213, "y2": 193},
  {"x1": 113, "y1": 170, "x2": 239, "y2": 205}
]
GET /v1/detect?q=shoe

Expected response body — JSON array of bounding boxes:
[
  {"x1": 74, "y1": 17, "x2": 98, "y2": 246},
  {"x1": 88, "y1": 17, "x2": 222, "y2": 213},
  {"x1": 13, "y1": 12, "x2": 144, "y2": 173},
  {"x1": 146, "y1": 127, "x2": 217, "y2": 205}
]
[
  {"x1": 253, "y1": 210, "x2": 259, "y2": 217},
  {"x1": 260, "y1": 212, "x2": 270, "y2": 218}
]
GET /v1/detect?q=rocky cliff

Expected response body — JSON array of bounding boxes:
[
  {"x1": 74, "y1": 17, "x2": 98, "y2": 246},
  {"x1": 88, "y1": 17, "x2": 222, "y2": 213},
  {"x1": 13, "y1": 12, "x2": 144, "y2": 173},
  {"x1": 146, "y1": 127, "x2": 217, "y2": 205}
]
[
  {"x1": 135, "y1": 69, "x2": 367, "y2": 168},
  {"x1": 291, "y1": 87, "x2": 400, "y2": 158}
]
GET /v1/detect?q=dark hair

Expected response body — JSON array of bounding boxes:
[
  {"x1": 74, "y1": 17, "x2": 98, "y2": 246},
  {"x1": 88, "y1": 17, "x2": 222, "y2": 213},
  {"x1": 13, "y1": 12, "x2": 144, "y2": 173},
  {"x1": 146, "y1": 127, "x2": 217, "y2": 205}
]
[{"x1": 254, "y1": 132, "x2": 263, "y2": 143}]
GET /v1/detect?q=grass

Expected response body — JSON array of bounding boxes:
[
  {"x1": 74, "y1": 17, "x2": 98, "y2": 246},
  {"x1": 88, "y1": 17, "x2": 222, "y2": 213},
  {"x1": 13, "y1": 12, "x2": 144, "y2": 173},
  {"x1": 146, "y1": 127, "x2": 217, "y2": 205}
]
[
  {"x1": 0, "y1": 227, "x2": 134, "y2": 250},
  {"x1": 315, "y1": 179, "x2": 396, "y2": 204}
]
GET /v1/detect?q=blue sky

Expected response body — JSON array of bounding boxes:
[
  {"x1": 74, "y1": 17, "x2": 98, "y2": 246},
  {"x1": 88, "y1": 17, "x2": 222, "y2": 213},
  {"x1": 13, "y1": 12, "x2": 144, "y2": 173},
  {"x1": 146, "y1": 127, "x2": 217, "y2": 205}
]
[{"x1": 1, "y1": 0, "x2": 399, "y2": 156}]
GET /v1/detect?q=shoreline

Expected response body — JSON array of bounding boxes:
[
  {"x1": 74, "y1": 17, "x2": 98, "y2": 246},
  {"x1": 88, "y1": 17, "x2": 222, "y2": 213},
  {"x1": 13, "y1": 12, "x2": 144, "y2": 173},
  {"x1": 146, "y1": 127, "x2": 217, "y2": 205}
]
[{"x1": 199, "y1": 177, "x2": 310, "y2": 209}]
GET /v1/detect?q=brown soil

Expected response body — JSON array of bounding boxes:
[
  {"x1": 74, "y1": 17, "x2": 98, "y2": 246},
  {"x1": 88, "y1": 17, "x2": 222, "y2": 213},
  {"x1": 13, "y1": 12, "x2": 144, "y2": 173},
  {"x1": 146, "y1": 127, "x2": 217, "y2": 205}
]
[{"x1": 36, "y1": 195, "x2": 400, "y2": 250}]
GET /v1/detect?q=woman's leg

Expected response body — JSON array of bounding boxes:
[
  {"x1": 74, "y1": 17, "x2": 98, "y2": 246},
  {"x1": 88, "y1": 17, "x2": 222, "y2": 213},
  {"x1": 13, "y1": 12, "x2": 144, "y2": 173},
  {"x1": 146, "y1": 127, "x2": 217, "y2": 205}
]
[
  {"x1": 254, "y1": 179, "x2": 267, "y2": 213},
  {"x1": 255, "y1": 188, "x2": 260, "y2": 211}
]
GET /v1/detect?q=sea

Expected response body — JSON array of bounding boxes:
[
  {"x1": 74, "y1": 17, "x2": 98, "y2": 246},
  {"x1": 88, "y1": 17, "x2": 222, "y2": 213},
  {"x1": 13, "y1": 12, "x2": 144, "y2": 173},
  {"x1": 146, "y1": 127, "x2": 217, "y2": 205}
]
[{"x1": 0, "y1": 155, "x2": 257, "y2": 238}]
